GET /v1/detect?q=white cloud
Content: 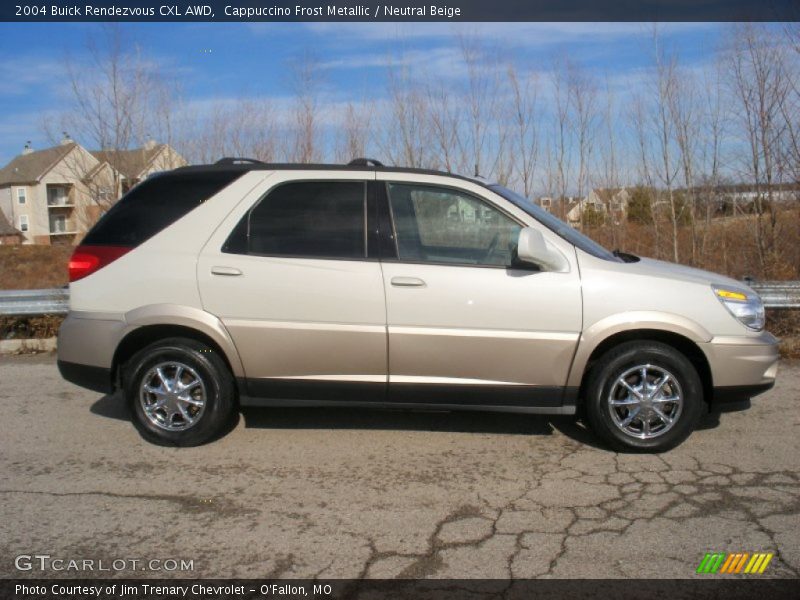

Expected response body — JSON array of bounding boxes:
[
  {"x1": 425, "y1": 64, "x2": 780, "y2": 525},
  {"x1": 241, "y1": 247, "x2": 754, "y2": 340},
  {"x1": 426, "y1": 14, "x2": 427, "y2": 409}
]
[
  {"x1": 0, "y1": 57, "x2": 66, "y2": 96},
  {"x1": 303, "y1": 22, "x2": 715, "y2": 46}
]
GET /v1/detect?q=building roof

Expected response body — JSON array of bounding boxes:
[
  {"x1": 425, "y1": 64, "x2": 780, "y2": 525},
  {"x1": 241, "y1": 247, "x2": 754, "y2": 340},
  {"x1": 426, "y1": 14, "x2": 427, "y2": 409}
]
[
  {"x1": 82, "y1": 160, "x2": 110, "y2": 183},
  {"x1": 0, "y1": 143, "x2": 77, "y2": 186},
  {"x1": 591, "y1": 188, "x2": 628, "y2": 203},
  {"x1": 91, "y1": 144, "x2": 165, "y2": 180},
  {"x1": 0, "y1": 211, "x2": 21, "y2": 237}
]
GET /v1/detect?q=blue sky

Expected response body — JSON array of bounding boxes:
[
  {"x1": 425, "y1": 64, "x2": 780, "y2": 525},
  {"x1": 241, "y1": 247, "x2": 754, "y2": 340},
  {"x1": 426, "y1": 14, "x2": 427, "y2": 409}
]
[{"x1": 0, "y1": 22, "x2": 725, "y2": 166}]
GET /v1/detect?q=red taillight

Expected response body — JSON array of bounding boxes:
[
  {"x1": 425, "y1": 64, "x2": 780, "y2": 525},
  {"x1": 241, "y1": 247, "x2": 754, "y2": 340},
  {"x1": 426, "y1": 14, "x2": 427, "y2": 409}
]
[{"x1": 68, "y1": 245, "x2": 131, "y2": 282}]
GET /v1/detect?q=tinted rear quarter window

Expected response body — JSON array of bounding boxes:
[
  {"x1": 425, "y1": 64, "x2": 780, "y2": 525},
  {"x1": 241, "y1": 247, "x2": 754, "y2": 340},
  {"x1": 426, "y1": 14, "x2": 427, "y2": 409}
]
[{"x1": 82, "y1": 170, "x2": 243, "y2": 247}]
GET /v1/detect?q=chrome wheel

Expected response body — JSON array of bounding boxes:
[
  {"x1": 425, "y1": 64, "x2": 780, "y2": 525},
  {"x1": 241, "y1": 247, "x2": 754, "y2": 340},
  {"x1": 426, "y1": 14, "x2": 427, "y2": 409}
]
[
  {"x1": 607, "y1": 364, "x2": 683, "y2": 440},
  {"x1": 139, "y1": 362, "x2": 207, "y2": 431}
]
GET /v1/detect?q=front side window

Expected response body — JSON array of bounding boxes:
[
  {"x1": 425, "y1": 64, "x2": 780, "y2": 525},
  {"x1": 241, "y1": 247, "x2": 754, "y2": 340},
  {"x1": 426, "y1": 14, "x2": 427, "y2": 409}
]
[
  {"x1": 387, "y1": 183, "x2": 521, "y2": 267},
  {"x1": 18, "y1": 215, "x2": 28, "y2": 232},
  {"x1": 224, "y1": 181, "x2": 367, "y2": 259},
  {"x1": 17, "y1": 188, "x2": 26, "y2": 204}
]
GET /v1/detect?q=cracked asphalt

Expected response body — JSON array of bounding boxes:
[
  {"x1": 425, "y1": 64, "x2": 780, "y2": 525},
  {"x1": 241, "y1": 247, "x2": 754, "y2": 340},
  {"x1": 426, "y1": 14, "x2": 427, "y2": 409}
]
[{"x1": 1, "y1": 354, "x2": 798, "y2": 580}]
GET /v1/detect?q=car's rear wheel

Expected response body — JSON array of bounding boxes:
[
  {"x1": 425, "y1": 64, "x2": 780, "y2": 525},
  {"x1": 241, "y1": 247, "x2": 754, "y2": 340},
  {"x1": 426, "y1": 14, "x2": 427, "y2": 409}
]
[
  {"x1": 124, "y1": 337, "x2": 236, "y2": 446},
  {"x1": 584, "y1": 341, "x2": 704, "y2": 453}
]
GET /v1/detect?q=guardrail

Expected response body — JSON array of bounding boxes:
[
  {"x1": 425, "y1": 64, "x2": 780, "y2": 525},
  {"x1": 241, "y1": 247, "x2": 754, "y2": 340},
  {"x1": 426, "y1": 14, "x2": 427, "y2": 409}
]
[
  {"x1": 0, "y1": 288, "x2": 69, "y2": 316},
  {"x1": 748, "y1": 281, "x2": 800, "y2": 309},
  {"x1": 0, "y1": 281, "x2": 798, "y2": 316}
]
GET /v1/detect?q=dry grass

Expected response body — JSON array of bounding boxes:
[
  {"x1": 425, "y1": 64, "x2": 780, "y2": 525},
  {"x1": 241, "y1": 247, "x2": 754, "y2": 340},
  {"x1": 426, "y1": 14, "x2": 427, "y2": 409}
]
[
  {"x1": 768, "y1": 310, "x2": 800, "y2": 358},
  {"x1": 0, "y1": 315, "x2": 63, "y2": 340},
  {"x1": 585, "y1": 207, "x2": 800, "y2": 280},
  {"x1": 0, "y1": 245, "x2": 72, "y2": 290}
]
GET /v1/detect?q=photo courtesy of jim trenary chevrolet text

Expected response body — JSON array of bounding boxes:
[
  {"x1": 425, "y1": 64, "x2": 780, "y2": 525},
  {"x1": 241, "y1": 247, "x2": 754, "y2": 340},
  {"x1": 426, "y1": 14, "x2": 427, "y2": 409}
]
[{"x1": 0, "y1": 1, "x2": 799, "y2": 599}]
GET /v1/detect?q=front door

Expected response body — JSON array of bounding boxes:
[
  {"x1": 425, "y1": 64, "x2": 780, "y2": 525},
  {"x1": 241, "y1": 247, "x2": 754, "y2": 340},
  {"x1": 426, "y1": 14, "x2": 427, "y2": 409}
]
[{"x1": 378, "y1": 179, "x2": 582, "y2": 408}]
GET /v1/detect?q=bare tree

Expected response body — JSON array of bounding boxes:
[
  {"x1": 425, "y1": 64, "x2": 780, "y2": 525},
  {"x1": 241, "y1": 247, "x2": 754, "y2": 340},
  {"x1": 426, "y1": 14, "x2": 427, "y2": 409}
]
[
  {"x1": 630, "y1": 94, "x2": 662, "y2": 257},
  {"x1": 566, "y1": 60, "x2": 599, "y2": 231},
  {"x1": 650, "y1": 29, "x2": 683, "y2": 263},
  {"x1": 507, "y1": 65, "x2": 540, "y2": 198},
  {"x1": 287, "y1": 53, "x2": 325, "y2": 163},
  {"x1": 381, "y1": 59, "x2": 429, "y2": 168},
  {"x1": 46, "y1": 24, "x2": 178, "y2": 233},
  {"x1": 598, "y1": 74, "x2": 624, "y2": 248},
  {"x1": 668, "y1": 63, "x2": 702, "y2": 264},
  {"x1": 697, "y1": 57, "x2": 727, "y2": 266},
  {"x1": 458, "y1": 33, "x2": 503, "y2": 177},
  {"x1": 334, "y1": 99, "x2": 374, "y2": 163},
  {"x1": 424, "y1": 80, "x2": 461, "y2": 173},
  {"x1": 549, "y1": 56, "x2": 573, "y2": 219},
  {"x1": 727, "y1": 23, "x2": 791, "y2": 272},
  {"x1": 183, "y1": 98, "x2": 281, "y2": 164}
]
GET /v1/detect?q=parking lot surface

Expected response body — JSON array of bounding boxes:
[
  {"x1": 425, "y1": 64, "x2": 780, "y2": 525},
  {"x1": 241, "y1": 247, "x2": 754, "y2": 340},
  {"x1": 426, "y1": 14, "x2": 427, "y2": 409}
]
[{"x1": 1, "y1": 355, "x2": 798, "y2": 579}]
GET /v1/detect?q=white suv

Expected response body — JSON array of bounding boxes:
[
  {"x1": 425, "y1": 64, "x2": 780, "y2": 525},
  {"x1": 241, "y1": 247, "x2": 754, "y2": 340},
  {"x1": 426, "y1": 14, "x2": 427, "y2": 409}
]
[{"x1": 57, "y1": 158, "x2": 779, "y2": 452}]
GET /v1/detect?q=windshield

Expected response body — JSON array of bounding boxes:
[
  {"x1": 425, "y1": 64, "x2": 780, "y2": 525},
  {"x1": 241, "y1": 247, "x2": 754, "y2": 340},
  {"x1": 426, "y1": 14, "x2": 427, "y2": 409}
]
[{"x1": 489, "y1": 184, "x2": 621, "y2": 262}]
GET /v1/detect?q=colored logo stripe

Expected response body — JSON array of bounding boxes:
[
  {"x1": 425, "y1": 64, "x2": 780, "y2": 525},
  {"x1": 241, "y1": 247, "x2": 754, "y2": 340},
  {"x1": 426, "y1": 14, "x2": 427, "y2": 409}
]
[
  {"x1": 744, "y1": 553, "x2": 774, "y2": 574},
  {"x1": 697, "y1": 553, "x2": 726, "y2": 574},
  {"x1": 720, "y1": 553, "x2": 749, "y2": 573},
  {"x1": 697, "y1": 552, "x2": 774, "y2": 574}
]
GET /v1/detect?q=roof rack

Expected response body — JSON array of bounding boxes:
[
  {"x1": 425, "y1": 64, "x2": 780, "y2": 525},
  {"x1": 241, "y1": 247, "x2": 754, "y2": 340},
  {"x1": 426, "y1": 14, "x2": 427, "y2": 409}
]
[
  {"x1": 174, "y1": 160, "x2": 489, "y2": 189},
  {"x1": 215, "y1": 157, "x2": 267, "y2": 166},
  {"x1": 347, "y1": 158, "x2": 384, "y2": 167}
]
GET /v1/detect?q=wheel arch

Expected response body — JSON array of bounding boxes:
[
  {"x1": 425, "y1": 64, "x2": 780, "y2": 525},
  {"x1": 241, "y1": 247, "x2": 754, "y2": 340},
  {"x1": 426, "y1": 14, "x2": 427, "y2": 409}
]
[
  {"x1": 569, "y1": 312, "x2": 714, "y2": 408},
  {"x1": 113, "y1": 304, "x2": 245, "y2": 386}
]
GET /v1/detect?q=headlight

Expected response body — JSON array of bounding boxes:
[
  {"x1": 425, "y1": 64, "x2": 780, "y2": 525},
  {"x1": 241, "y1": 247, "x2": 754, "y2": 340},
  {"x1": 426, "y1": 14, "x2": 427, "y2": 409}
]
[{"x1": 712, "y1": 285, "x2": 765, "y2": 331}]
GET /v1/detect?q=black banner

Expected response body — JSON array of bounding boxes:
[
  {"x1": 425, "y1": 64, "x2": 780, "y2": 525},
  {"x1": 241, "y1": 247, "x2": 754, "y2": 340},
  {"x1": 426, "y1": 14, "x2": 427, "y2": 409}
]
[
  {"x1": 4, "y1": 579, "x2": 800, "y2": 600},
  {"x1": 3, "y1": 0, "x2": 800, "y2": 23}
]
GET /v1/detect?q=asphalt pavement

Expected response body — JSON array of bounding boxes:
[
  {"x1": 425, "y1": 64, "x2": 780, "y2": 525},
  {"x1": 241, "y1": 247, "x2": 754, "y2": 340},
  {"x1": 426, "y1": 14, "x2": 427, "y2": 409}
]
[{"x1": 1, "y1": 354, "x2": 798, "y2": 579}]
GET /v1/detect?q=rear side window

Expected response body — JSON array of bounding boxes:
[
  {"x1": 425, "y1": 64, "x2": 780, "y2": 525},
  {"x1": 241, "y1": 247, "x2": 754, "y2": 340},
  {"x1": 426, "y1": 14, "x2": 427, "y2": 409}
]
[
  {"x1": 223, "y1": 181, "x2": 367, "y2": 259},
  {"x1": 81, "y1": 171, "x2": 243, "y2": 247}
]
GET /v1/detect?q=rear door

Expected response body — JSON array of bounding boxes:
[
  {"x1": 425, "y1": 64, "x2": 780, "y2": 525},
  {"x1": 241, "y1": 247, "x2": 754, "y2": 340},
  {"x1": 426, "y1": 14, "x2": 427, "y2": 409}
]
[
  {"x1": 377, "y1": 174, "x2": 583, "y2": 409},
  {"x1": 197, "y1": 172, "x2": 387, "y2": 401}
]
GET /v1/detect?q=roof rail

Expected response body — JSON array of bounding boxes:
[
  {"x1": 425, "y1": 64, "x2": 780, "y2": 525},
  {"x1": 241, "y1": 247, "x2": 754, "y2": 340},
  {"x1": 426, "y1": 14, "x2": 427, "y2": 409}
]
[
  {"x1": 215, "y1": 157, "x2": 267, "y2": 166},
  {"x1": 347, "y1": 158, "x2": 384, "y2": 167}
]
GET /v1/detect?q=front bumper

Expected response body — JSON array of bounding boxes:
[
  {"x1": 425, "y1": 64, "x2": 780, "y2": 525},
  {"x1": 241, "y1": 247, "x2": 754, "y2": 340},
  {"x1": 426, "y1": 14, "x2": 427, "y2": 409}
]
[{"x1": 699, "y1": 331, "x2": 780, "y2": 404}]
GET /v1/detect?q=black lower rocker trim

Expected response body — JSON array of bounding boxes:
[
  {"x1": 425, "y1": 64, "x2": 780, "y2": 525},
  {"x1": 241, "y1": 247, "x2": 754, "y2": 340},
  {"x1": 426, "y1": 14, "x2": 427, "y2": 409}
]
[{"x1": 238, "y1": 377, "x2": 577, "y2": 413}]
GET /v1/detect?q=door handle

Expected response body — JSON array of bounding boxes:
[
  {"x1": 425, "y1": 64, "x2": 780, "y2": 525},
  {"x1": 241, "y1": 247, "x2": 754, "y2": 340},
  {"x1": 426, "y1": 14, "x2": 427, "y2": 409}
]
[
  {"x1": 391, "y1": 276, "x2": 426, "y2": 288},
  {"x1": 211, "y1": 266, "x2": 243, "y2": 276}
]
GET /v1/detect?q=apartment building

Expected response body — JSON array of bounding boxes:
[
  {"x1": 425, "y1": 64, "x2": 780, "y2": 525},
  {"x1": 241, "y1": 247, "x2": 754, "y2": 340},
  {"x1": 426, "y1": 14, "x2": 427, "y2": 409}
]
[{"x1": 0, "y1": 139, "x2": 185, "y2": 245}]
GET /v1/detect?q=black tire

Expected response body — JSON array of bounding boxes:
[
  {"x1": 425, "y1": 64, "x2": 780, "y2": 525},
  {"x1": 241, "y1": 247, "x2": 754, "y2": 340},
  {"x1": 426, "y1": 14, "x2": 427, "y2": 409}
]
[
  {"x1": 123, "y1": 337, "x2": 236, "y2": 446},
  {"x1": 584, "y1": 341, "x2": 704, "y2": 453}
]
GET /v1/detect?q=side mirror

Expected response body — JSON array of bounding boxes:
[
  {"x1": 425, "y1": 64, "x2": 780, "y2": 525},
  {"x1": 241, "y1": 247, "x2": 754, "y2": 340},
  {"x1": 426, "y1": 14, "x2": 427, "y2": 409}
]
[{"x1": 515, "y1": 227, "x2": 569, "y2": 272}]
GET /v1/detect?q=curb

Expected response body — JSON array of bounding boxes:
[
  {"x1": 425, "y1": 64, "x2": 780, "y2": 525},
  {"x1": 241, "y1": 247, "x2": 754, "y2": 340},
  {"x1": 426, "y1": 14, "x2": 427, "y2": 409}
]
[{"x1": 0, "y1": 337, "x2": 57, "y2": 355}]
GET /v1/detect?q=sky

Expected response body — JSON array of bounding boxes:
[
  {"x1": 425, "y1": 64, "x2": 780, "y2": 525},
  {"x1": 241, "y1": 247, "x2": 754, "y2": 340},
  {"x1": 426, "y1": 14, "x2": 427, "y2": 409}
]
[{"x1": 0, "y1": 22, "x2": 726, "y2": 167}]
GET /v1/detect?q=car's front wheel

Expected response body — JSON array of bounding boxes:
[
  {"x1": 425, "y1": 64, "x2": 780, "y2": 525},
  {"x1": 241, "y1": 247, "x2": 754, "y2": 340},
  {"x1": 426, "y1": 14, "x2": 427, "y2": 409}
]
[
  {"x1": 124, "y1": 337, "x2": 236, "y2": 446},
  {"x1": 584, "y1": 341, "x2": 704, "y2": 453}
]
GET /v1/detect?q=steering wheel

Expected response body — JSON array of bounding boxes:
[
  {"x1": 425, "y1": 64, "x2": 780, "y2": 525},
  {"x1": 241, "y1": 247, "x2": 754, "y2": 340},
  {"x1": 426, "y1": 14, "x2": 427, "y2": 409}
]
[{"x1": 482, "y1": 232, "x2": 501, "y2": 263}]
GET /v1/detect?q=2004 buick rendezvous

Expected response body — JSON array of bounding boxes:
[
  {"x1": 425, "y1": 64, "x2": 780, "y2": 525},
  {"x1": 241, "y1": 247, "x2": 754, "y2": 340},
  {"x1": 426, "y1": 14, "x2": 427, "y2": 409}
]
[{"x1": 57, "y1": 159, "x2": 779, "y2": 452}]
